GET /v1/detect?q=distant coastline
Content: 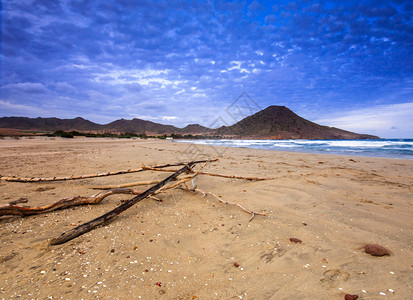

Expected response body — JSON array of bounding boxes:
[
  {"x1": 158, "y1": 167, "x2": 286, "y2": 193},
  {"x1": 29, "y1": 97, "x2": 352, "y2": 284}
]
[{"x1": 176, "y1": 139, "x2": 413, "y2": 160}]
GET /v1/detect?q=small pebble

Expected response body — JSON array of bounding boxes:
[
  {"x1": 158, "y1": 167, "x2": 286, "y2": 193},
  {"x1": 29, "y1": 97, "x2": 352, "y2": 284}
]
[
  {"x1": 365, "y1": 244, "x2": 390, "y2": 256},
  {"x1": 344, "y1": 294, "x2": 358, "y2": 300},
  {"x1": 234, "y1": 262, "x2": 240, "y2": 268},
  {"x1": 379, "y1": 292, "x2": 386, "y2": 296},
  {"x1": 290, "y1": 238, "x2": 302, "y2": 244}
]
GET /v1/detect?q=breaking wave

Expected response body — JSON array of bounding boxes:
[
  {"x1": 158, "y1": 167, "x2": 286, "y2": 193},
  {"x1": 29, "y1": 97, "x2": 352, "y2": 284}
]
[{"x1": 176, "y1": 139, "x2": 413, "y2": 159}]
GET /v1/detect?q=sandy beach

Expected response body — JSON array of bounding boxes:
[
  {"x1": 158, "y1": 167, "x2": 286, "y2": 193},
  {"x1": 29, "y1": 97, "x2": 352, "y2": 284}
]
[{"x1": 0, "y1": 137, "x2": 412, "y2": 299}]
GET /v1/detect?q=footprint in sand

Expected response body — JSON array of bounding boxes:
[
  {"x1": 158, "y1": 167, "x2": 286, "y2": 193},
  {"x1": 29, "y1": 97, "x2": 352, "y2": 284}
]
[
  {"x1": 320, "y1": 269, "x2": 350, "y2": 288},
  {"x1": 260, "y1": 247, "x2": 287, "y2": 263}
]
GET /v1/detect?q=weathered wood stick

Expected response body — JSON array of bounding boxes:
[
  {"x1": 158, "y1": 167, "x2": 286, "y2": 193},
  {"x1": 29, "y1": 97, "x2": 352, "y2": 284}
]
[
  {"x1": 8, "y1": 198, "x2": 29, "y2": 206},
  {"x1": 1, "y1": 173, "x2": 203, "y2": 217},
  {"x1": 0, "y1": 159, "x2": 217, "y2": 182},
  {"x1": 142, "y1": 166, "x2": 275, "y2": 181},
  {"x1": 180, "y1": 187, "x2": 267, "y2": 222},
  {"x1": 50, "y1": 163, "x2": 195, "y2": 245},
  {"x1": 93, "y1": 180, "x2": 162, "y2": 190},
  {"x1": 93, "y1": 175, "x2": 195, "y2": 190},
  {"x1": 0, "y1": 188, "x2": 145, "y2": 217},
  {"x1": 0, "y1": 177, "x2": 194, "y2": 217},
  {"x1": 159, "y1": 176, "x2": 195, "y2": 192}
]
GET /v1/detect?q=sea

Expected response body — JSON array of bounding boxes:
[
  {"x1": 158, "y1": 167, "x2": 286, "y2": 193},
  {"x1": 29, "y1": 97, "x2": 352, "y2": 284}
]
[{"x1": 176, "y1": 139, "x2": 413, "y2": 160}]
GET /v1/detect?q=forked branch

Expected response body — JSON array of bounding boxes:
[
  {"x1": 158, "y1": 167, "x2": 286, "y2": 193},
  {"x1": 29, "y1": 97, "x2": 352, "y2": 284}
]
[
  {"x1": 0, "y1": 159, "x2": 217, "y2": 182},
  {"x1": 93, "y1": 175, "x2": 195, "y2": 190},
  {"x1": 0, "y1": 188, "x2": 145, "y2": 217},
  {"x1": 180, "y1": 187, "x2": 267, "y2": 222},
  {"x1": 142, "y1": 166, "x2": 275, "y2": 181},
  {"x1": 50, "y1": 162, "x2": 199, "y2": 245}
]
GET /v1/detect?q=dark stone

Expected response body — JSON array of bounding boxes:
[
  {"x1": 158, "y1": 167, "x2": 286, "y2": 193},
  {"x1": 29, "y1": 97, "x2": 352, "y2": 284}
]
[
  {"x1": 365, "y1": 244, "x2": 390, "y2": 256},
  {"x1": 289, "y1": 238, "x2": 302, "y2": 244},
  {"x1": 344, "y1": 294, "x2": 359, "y2": 300}
]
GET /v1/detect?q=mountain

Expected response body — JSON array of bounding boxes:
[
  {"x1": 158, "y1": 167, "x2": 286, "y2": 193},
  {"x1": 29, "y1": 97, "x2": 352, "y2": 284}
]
[
  {"x1": 0, "y1": 116, "x2": 181, "y2": 134},
  {"x1": 181, "y1": 124, "x2": 210, "y2": 134},
  {"x1": 104, "y1": 118, "x2": 178, "y2": 134},
  {"x1": 213, "y1": 106, "x2": 378, "y2": 139},
  {"x1": 0, "y1": 106, "x2": 379, "y2": 139},
  {"x1": 0, "y1": 117, "x2": 102, "y2": 131}
]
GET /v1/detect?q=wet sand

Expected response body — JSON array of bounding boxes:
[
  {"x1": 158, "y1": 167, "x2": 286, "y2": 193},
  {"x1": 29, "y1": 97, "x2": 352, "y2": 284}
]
[{"x1": 1, "y1": 137, "x2": 412, "y2": 299}]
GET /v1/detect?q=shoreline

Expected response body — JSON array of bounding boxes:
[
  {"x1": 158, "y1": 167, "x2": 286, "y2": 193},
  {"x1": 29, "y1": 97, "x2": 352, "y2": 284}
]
[
  {"x1": 175, "y1": 138, "x2": 413, "y2": 160},
  {"x1": 3, "y1": 135, "x2": 412, "y2": 160},
  {"x1": 1, "y1": 137, "x2": 412, "y2": 298}
]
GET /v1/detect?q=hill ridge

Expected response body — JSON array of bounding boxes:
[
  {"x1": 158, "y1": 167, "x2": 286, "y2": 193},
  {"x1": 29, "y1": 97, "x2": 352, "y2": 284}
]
[{"x1": 0, "y1": 106, "x2": 379, "y2": 139}]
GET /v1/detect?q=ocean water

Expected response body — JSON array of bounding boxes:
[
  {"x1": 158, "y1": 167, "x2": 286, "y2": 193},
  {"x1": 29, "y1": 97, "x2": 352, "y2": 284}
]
[{"x1": 176, "y1": 139, "x2": 413, "y2": 159}]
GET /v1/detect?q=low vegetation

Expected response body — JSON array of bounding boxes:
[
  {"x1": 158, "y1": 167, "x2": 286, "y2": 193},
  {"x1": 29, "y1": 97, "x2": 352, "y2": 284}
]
[{"x1": 45, "y1": 130, "x2": 221, "y2": 140}]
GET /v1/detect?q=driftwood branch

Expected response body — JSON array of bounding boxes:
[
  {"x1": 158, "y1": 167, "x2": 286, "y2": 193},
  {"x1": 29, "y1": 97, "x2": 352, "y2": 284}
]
[
  {"x1": 93, "y1": 175, "x2": 195, "y2": 190},
  {"x1": 0, "y1": 159, "x2": 217, "y2": 182},
  {"x1": 50, "y1": 162, "x2": 197, "y2": 245},
  {"x1": 155, "y1": 160, "x2": 209, "y2": 193},
  {"x1": 180, "y1": 187, "x2": 267, "y2": 222},
  {"x1": 0, "y1": 188, "x2": 145, "y2": 217},
  {"x1": 2, "y1": 158, "x2": 266, "y2": 245},
  {"x1": 0, "y1": 175, "x2": 196, "y2": 218},
  {"x1": 142, "y1": 166, "x2": 275, "y2": 181},
  {"x1": 0, "y1": 164, "x2": 209, "y2": 218},
  {"x1": 8, "y1": 198, "x2": 29, "y2": 206}
]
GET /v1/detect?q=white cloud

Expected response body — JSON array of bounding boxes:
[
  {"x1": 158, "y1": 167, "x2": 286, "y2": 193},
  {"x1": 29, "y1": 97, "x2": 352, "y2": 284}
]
[
  {"x1": 314, "y1": 102, "x2": 413, "y2": 138},
  {"x1": 92, "y1": 67, "x2": 186, "y2": 88},
  {"x1": 133, "y1": 115, "x2": 159, "y2": 121},
  {"x1": 162, "y1": 116, "x2": 178, "y2": 121},
  {"x1": 2, "y1": 82, "x2": 50, "y2": 94},
  {"x1": 228, "y1": 61, "x2": 250, "y2": 73},
  {"x1": 53, "y1": 82, "x2": 76, "y2": 92},
  {"x1": 0, "y1": 99, "x2": 45, "y2": 115}
]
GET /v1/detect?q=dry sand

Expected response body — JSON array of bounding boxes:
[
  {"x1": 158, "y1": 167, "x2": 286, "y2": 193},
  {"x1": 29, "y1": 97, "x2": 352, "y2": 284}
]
[{"x1": 0, "y1": 137, "x2": 412, "y2": 299}]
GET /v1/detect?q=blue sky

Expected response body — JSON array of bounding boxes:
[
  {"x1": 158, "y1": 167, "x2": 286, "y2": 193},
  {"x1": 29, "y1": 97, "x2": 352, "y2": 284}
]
[{"x1": 1, "y1": 0, "x2": 412, "y2": 138}]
